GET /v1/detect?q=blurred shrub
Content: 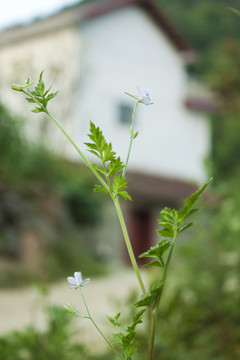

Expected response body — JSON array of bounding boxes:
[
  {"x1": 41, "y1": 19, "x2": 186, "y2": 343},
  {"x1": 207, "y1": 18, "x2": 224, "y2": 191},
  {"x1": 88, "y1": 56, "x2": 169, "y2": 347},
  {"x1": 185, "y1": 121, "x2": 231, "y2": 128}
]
[
  {"x1": 0, "y1": 101, "x2": 104, "y2": 286},
  {"x1": 134, "y1": 189, "x2": 240, "y2": 360},
  {"x1": 89, "y1": 189, "x2": 240, "y2": 360},
  {"x1": 0, "y1": 306, "x2": 88, "y2": 360},
  {"x1": 0, "y1": 100, "x2": 102, "y2": 224},
  {"x1": 45, "y1": 233, "x2": 107, "y2": 281}
]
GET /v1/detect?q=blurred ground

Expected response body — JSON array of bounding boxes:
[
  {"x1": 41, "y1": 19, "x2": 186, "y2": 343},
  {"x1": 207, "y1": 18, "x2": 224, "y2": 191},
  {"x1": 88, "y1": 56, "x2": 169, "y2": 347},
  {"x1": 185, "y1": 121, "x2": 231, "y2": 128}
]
[{"x1": 0, "y1": 268, "x2": 147, "y2": 354}]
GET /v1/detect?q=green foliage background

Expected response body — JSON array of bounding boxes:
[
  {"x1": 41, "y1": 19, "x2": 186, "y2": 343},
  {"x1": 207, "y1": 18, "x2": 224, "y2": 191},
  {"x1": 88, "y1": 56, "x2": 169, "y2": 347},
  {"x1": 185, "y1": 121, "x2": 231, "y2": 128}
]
[
  {"x1": 159, "y1": 0, "x2": 240, "y2": 182},
  {"x1": 1, "y1": 1, "x2": 240, "y2": 358},
  {"x1": 0, "y1": 101, "x2": 104, "y2": 285}
]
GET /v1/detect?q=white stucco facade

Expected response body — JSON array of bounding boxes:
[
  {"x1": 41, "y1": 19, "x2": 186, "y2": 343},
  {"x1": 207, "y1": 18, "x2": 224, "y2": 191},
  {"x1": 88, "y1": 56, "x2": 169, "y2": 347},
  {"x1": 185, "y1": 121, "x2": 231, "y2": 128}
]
[
  {"x1": 0, "y1": 2, "x2": 211, "y2": 184},
  {"x1": 75, "y1": 6, "x2": 211, "y2": 183}
]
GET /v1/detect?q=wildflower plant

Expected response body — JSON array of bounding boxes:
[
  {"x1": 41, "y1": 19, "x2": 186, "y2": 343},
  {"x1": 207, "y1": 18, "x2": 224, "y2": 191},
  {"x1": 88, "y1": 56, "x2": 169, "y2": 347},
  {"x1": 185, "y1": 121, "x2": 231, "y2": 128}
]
[{"x1": 12, "y1": 72, "x2": 212, "y2": 360}]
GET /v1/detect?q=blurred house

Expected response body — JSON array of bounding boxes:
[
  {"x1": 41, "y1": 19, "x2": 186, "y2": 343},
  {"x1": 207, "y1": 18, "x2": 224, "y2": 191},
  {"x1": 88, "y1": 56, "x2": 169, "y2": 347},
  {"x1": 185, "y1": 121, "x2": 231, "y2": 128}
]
[{"x1": 0, "y1": 0, "x2": 215, "y2": 264}]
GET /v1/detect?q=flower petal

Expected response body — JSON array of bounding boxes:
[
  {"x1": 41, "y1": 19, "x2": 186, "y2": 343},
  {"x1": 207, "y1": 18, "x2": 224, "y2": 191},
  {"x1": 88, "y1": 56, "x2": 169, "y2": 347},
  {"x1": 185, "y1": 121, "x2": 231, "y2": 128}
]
[
  {"x1": 67, "y1": 277, "x2": 77, "y2": 285},
  {"x1": 81, "y1": 278, "x2": 91, "y2": 287},
  {"x1": 74, "y1": 272, "x2": 82, "y2": 283}
]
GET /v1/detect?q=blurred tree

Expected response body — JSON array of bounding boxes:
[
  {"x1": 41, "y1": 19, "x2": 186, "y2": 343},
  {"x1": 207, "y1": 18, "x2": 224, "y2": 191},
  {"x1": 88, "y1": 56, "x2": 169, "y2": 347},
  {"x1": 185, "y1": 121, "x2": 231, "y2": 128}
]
[
  {"x1": 159, "y1": 0, "x2": 240, "y2": 183},
  {"x1": 158, "y1": 0, "x2": 240, "y2": 73},
  {"x1": 207, "y1": 39, "x2": 240, "y2": 181}
]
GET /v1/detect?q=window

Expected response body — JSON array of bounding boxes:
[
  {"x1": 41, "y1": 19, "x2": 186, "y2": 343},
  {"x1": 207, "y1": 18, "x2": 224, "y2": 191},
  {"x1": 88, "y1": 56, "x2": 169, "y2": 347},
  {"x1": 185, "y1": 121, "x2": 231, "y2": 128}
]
[{"x1": 118, "y1": 103, "x2": 133, "y2": 125}]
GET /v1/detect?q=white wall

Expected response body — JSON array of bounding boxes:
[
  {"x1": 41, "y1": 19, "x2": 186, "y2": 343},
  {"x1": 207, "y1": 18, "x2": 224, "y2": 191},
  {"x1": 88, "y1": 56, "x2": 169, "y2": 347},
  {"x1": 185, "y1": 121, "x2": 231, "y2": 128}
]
[
  {"x1": 73, "y1": 5, "x2": 211, "y2": 183},
  {"x1": 0, "y1": 4, "x2": 211, "y2": 183}
]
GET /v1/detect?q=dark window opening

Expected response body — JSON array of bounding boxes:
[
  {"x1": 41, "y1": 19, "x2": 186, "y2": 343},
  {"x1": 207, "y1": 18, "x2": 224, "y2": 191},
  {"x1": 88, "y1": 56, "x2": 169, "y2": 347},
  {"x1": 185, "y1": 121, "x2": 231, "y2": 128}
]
[{"x1": 118, "y1": 103, "x2": 133, "y2": 125}]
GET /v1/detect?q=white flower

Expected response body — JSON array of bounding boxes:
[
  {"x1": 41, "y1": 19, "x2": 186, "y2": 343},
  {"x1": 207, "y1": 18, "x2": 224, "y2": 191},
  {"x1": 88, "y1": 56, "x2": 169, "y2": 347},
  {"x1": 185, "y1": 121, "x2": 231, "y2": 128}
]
[
  {"x1": 124, "y1": 88, "x2": 153, "y2": 105},
  {"x1": 67, "y1": 271, "x2": 90, "y2": 289},
  {"x1": 139, "y1": 89, "x2": 153, "y2": 105}
]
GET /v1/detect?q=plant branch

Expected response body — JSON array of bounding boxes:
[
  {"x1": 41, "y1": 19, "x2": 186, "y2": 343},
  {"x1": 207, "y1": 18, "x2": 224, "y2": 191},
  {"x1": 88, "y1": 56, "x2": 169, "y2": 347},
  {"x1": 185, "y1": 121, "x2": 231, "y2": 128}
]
[
  {"x1": 123, "y1": 100, "x2": 139, "y2": 177},
  {"x1": 113, "y1": 197, "x2": 147, "y2": 297},
  {"x1": 80, "y1": 288, "x2": 124, "y2": 360}
]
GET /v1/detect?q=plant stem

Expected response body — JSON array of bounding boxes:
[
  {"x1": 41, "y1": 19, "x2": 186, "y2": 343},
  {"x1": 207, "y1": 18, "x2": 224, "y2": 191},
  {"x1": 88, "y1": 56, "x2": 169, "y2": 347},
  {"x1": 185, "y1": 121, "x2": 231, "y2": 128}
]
[
  {"x1": 45, "y1": 109, "x2": 109, "y2": 191},
  {"x1": 147, "y1": 231, "x2": 178, "y2": 360},
  {"x1": 148, "y1": 307, "x2": 157, "y2": 360},
  {"x1": 122, "y1": 100, "x2": 139, "y2": 177},
  {"x1": 80, "y1": 288, "x2": 124, "y2": 360},
  {"x1": 22, "y1": 90, "x2": 109, "y2": 193},
  {"x1": 113, "y1": 197, "x2": 147, "y2": 297}
]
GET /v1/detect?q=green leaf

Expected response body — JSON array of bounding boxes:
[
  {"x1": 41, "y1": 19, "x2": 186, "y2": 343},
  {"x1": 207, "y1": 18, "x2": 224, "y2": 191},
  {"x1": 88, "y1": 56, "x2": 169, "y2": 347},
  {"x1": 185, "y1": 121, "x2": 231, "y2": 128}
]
[
  {"x1": 118, "y1": 190, "x2": 132, "y2": 201},
  {"x1": 46, "y1": 90, "x2": 59, "y2": 101},
  {"x1": 125, "y1": 309, "x2": 146, "y2": 333},
  {"x1": 108, "y1": 157, "x2": 125, "y2": 176},
  {"x1": 179, "y1": 222, "x2": 194, "y2": 233},
  {"x1": 92, "y1": 163, "x2": 105, "y2": 175},
  {"x1": 157, "y1": 228, "x2": 174, "y2": 238},
  {"x1": 112, "y1": 332, "x2": 124, "y2": 344},
  {"x1": 139, "y1": 239, "x2": 171, "y2": 267},
  {"x1": 93, "y1": 185, "x2": 109, "y2": 194},
  {"x1": 109, "y1": 309, "x2": 145, "y2": 359},
  {"x1": 31, "y1": 107, "x2": 44, "y2": 113},
  {"x1": 87, "y1": 121, "x2": 107, "y2": 156},
  {"x1": 178, "y1": 178, "x2": 212, "y2": 221},
  {"x1": 228, "y1": 7, "x2": 240, "y2": 16},
  {"x1": 112, "y1": 174, "x2": 127, "y2": 193},
  {"x1": 142, "y1": 260, "x2": 162, "y2": 268},
  {"x1": 107, "y1": 312, "x2": 121, "y2": 328},
  {"x1": 103, "y1": 142, "x2": 116, "y2": 162},
  {"x1": 21, "y1": 71, "x2": 58, "y2": 112}
]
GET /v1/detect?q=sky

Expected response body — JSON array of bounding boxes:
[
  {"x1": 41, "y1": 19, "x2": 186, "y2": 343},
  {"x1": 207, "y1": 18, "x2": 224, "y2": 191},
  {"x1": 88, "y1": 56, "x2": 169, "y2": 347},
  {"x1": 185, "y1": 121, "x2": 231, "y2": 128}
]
[{"x1": 0, "y1": 0, "x2": 80, "y2": 30}]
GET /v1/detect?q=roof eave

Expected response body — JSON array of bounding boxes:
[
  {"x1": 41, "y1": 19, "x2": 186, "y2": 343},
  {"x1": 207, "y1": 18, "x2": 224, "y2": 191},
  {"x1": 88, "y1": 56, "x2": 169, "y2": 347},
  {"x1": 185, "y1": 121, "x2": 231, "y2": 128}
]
[{"x1": 0, "y1": 0, "x2": 197, "y2": 63}]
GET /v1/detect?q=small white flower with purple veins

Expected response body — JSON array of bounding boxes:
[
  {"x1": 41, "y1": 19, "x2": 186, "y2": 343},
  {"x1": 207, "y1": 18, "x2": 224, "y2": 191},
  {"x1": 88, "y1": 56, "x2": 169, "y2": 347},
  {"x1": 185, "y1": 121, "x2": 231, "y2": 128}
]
[
  {"x1": 124, "y1": 88, "x2": 153, "y2": 105},
  {"x1": 67, "y1": 271, "x2": 90, "y2": 289},
  {"x1": 139, "y1": 89, "x2": 153, "y2": 105}
]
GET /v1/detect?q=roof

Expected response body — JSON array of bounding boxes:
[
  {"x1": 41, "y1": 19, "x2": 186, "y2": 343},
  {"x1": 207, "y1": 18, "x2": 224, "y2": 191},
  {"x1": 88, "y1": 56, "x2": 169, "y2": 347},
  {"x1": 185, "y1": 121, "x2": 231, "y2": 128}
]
[
  {"x1": 0, "y1": 0, "x2": 197, "y2": 63},
  {"x1": 126, "y1": 171, "x2": 199, "y2": 206}
]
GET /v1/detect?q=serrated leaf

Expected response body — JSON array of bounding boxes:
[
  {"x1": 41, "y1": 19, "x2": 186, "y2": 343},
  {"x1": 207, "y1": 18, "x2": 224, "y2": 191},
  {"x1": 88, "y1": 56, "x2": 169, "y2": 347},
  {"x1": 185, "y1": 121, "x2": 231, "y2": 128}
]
[
  {"x1": 112, "y1": 332, "x2": 124, "y2": 344},
  {"x1": 93, "y1": 185, "x2": 109, "y2": 194},
  {"x1": 103, "y1": 142, "x2": 116, "y2": 162},
  {"x1": 85, "y1": 142, "x2": 98, "y2": 151},
  {"x1": 26, "y1": 97, "x2": 36, "y2": 103},
  {"x1": 140, "y1": 239, "x2": 171, "y2": 267},
  {"x1": 35, "y1": 70, "x2": 45, "y2": 95},
  {"x1": 112, "y1": 174, "x2": 127, "y2": 193},
  {"x1": 107, "y1": 312, "x2": 121, "y2": 328},
  {"x1": 125, "y1": 309, "x2": 146, "y2": 333},
  {"x1": 46, "y1": 90, "x2": 59, "y2": 101},
  {"x1": 157, "y1": 228, "x2": 174, "y2": 238},
  {"x1": 92, "y1": 163, "x2": 105, "y2": 175},
  {"x1": 108, "y1": 157, "x2": 125, "y2": 176},
  {"x1": 88, "y1": 121, "x2": 107, "y2": 155},
  {"x1": 118, "y1": 190, "x2": 132, "y2": 201},
  {"x1": 179, "y1": 222, "x2": 194, "y2": 233},
  {"x1": 187, "y1": 208, "x2": 199, "y2": 217},
  {"x1": 178, "y1": 178, "x2": 212, "y2": 221},
  {"x1": 87, "y1": 150, "x2": 101, "y2": 159},
  {"x1": 31, "y1": 107, "x2": 44, "y2": 113},
  {"x1": 135, "y1": 292, "x2": 155, "y2": 308}
]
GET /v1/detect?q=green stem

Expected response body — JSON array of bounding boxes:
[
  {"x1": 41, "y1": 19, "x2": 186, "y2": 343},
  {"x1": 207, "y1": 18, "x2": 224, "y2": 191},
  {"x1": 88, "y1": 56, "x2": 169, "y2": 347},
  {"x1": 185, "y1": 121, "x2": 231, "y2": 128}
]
[
  {"x1": 148, "y1": 308, "x2": 157, "y2": 360},
  {"x1": 113, "y1": 197, "x2": 147, "y2": 297},
  {"x1": 79, "y1": 288, "x2": 124, "y2": 360},
  {"x1": 122, "y1": 101, "x2": 139, "y2": 178},
  {"x1": 45, "y1": 109, "x2": 109, "y2": 191},
  {"x1": 22, "y1": 90, "x2": 109, "y2": 192},
  {"x1": 147, "y1": 231, "x2": 178, "y2": 360}
]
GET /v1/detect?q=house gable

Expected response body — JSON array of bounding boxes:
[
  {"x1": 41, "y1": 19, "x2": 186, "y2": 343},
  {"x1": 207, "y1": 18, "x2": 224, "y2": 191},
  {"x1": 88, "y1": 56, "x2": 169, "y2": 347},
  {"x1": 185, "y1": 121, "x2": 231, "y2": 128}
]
[
  {"x1": 0, "y1": 0, "x2": 211, "y2": 184},
  {"x1": 0, "y1": 0, "x2": 196, "y2": 64}
]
